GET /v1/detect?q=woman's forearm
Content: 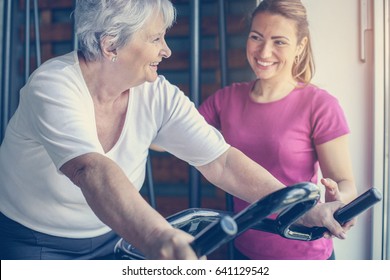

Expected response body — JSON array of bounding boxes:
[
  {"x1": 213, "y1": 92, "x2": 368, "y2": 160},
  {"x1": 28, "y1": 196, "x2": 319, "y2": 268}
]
[
  {"x1": 60, "y1": 152, "x2": 174, "y2": 257},
  {"x1": 197, "y1": 147, "x2": 285, "y2": 203}
]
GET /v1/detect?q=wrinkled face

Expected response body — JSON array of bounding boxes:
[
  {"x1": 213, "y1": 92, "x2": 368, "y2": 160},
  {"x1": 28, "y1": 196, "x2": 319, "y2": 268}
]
[
  {"x1": 246, "y1": 12, "x2": 306, "y2": 83},
  {"x1": 116, "y1": 12, "x2": 172, "y2": 87}
]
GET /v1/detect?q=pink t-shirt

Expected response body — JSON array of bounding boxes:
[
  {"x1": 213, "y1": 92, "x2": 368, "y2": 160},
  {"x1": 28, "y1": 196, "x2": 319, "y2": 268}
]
[{"x1": 199, "y1": 81, "x2": 350, "y2": 259}]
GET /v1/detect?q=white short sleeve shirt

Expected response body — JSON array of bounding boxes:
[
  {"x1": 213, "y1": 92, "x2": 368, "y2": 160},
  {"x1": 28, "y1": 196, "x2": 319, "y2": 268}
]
[{"x1": 0, "y1": 51, "x2": 230, "y2": 238}]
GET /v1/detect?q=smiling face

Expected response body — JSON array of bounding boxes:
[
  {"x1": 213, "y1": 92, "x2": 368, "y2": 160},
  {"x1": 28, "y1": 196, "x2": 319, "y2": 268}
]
[
  {"x1": 246, "y1": 12, "x2": 307, "y2": 83},
  {"x1": 115, "y1": 12, "x2": 172, "y2": 87}
]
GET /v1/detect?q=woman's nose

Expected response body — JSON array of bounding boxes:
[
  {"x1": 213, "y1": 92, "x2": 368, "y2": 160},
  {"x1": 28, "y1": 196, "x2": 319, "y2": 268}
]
[
  {"x1": 259, "y1": 42, "x2": 272, "y2": 59},
  {"x1": 161, "y1": 40, "x2": 172, "y2": 59}
]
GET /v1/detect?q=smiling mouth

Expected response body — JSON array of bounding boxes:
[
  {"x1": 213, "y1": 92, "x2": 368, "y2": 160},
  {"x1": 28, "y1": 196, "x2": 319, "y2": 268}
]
[{"x1": 256, "y1": 60, "x2": 275, "y2": 67}]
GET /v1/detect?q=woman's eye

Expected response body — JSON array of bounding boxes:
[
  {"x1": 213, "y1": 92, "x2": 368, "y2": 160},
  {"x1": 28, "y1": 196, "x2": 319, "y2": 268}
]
[
  {"x1": 275, "y1": 40, "x2": 287, "y2": 46},
  {"x1": 249, "y1": 35, "x2": 261, "y2": 41}
]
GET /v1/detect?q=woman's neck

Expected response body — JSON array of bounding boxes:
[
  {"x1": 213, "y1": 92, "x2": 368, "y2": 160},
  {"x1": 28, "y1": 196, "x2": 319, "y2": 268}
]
[
  {"x1": 250, "y1": 78, "x2": 298, "y2": 103},
  {"x1": 78, "y1": 52, "x2": 128, "y2": 105}
]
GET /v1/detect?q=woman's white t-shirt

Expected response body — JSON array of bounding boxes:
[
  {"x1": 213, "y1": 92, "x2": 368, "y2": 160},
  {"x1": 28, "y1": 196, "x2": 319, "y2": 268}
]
[{"x1": 0, "y1": 51, "x2": 229, "y2": 238}]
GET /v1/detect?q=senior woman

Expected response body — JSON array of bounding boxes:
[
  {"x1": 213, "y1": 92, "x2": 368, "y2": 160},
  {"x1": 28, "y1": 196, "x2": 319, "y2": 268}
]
[{"x1": 0, "y1": 0, "x2": 351, "y2": 260}]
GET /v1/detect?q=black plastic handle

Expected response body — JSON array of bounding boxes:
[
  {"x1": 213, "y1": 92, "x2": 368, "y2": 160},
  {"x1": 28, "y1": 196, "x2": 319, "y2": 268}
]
[
  {"x1": 286, "y1": 187, "x2": 382, "y2": 240},
  {"x1": 190, "y1": 215, "x2": 237, "y2": 258},
  {"x1": 239, "y1": 182, "x2": 321, "y2": 241},
  {"x1": 334, "y1": 187, "x2": 382, "y2": 224}
]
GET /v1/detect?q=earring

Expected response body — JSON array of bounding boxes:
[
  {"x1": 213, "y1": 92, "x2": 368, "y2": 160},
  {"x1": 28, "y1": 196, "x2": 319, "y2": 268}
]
[
  {"x1": 294, "y1": 55, "x2": 300, "y2": 65},
  {"x1": 111, "y1": 56, "x2": 117, "y2": 62}
]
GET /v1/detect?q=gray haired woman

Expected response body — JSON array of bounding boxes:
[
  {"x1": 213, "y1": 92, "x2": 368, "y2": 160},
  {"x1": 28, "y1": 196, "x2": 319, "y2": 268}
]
[{"x1": 0, "y1": 0, "x2": 352, "y2": 259}]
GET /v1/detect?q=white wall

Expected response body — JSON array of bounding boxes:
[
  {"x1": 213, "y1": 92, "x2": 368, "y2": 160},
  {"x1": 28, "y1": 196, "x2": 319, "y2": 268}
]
[{"x1": 302, "y1": 0, "x2": 375, "y2": 259}]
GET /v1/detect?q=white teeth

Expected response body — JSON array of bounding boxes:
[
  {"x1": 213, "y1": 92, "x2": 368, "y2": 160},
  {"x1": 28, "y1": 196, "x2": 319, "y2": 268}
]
[
  {"x1": 150, "y1": 62, "x2": 159, "y2": 66},
  {"x1": 257, "y1": 60, "x2": 273, "y2": 67}
]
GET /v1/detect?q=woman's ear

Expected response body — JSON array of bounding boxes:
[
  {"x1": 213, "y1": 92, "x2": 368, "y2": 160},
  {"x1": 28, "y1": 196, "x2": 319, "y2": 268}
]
[
  {"x1": 100, "y1": 35, "x2": 117, "y2": 60},
  {"x1": 296, "y1": 36, "x2": 308, "y2": 56}
]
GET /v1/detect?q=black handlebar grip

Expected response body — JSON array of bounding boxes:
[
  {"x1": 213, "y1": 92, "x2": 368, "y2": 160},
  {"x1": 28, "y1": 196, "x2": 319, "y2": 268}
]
[
  {"x1": 190, "y1": 215, "x2": 237, "y2": 258},
  {"x1": 333, "y1": 187, "x2": 382, "y2": 224},
  {"x1": 307, "y1": 187, "x2": 382, "y2": 240}
]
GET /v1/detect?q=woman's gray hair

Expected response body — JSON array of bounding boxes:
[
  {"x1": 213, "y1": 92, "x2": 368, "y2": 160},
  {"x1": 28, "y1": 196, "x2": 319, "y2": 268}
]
[{"x1": 74, "y1": 0, "x2": 176, "y2": 61}]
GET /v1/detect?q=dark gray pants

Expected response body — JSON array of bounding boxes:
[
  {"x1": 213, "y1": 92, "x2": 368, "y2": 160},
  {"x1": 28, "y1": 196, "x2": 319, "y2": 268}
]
[{"x1": 0, "y1": 212, "x2": 120, "y2": 260}]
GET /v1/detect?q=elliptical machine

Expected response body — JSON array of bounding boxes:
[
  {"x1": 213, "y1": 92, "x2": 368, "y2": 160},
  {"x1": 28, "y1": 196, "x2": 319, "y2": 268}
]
[{"x1": 114, "y1": 182, "x2": 382, "y2": 259}]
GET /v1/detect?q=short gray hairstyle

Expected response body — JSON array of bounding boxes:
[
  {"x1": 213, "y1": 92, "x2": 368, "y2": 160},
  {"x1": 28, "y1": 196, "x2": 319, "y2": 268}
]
[{"x1": 74, "y1": 0, "x2": 176, "y2": 61}]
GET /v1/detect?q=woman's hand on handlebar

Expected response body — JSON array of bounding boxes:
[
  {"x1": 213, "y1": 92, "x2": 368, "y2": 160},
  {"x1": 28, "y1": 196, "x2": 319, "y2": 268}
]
[
  {"x1": 297, "y1": 201, "x2": 351, "y2": 239},
  {"x1": 143, "y1": 228, "x2": 203, "y2": 260},
  {"x1": 320, "y1": 178, "x2": 357, "y2": 237}
]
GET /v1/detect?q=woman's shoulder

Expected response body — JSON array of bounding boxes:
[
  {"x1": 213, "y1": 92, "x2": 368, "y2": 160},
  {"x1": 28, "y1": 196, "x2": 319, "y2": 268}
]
[
  {"x1": 28, "y1": 51, "x2": 80, "y2": 84},
  {"x1": 37, "y1": 51, "x2": 78, "y2": 72},
  {"x1": 23, "y1": 51, "x2": 86, "y2": 101},
  {"x1": 138, "y1": 75, "x2": 182, "y2": 97},
  {"x1": 134, "y1": 75, "x2": 189, "y2": 108},
  {"x1": 291, "y1": 84, "x2": 346, "y2": 117},
  {"x1": 297, "y1": 83, "x2": 337, "y2": 102}
]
